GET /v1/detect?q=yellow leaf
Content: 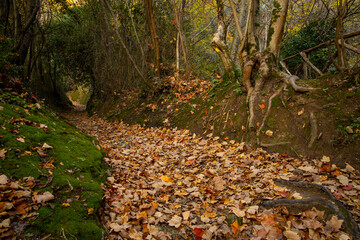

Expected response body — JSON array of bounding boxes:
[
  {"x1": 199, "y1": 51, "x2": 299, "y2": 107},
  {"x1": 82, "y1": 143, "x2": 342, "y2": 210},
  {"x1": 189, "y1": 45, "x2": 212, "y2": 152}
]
[
  {"x1": 88, "y1": 208, "x2": 94, "y2": 215},
  {"x1": 160, "y1": 175, "x2": 173, "y2": 183},
  {"x1": 137, "y1": 211, "x2": 147, "y2": 219},
  {"x1": 62, "y1": 203, "x2": 70, "y2": 207}
]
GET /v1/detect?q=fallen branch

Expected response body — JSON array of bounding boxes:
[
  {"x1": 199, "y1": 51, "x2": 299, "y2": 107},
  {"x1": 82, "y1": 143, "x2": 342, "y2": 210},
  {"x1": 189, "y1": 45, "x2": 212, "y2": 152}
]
[
  {"x1": 282, "y1": 30, "x2": 360, "y2": 62},
  {"x1": 338, "y1": 40, "x2": 360, "y2": 54},
  {"x1": 300, "y1": 52, "x2": 323, "y2": 75}
]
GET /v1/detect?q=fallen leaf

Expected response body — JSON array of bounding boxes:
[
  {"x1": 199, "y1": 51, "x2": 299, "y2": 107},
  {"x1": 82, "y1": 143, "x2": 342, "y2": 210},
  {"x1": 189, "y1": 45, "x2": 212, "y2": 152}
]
[
  {"x1": 0, "y1": 149, "x2": 7, "y2": 159},
  {"x1": 0, "y1": 174, "x2": 9, "y2": 184},
  {"x1": 337, "y1": 175, "x2": 349, "y2": 186},
  {"x1": 260, "y1": 104, "x2": 265, "y2": 110},
  {"x1": 231, "y1": 220, "x2": 240, "y2": 234},
  {"x1": 0, "y1": 218, "x2": 10, "y2": 228},
  {"x1": 297, "y1": 108, "x2": 304, "y2": 116},
  {"x1": 247, "y1": 205, "x2": 258, "y2": 215},
  {"x1": 230, "y1": 207, "x2": 246, "y2": 217},
  {"x1": 16, "y1": 137, "x2": 25, "y2": 143},
  {"x1": 42, "y1": 143, "x2": 53, "y2": 149},
  {"x1": 168, "y1": 215, "x2": 182, "y2": 228},
  {"x1": 321, "y1": 156, "x2": 330, "y2": 163},
  {"x1": 213, "y1": 176, "x2": 225, "y2": 191},
  {"x1": 265, "y1": 130, "x2": 273, "y2": 136},
  {"x1": 88, "y1": 208, "x2": 94, "y2": 214},
  {"x1": 34, "y1": 191, "x2": 54, "y2": 203},
  {"x1": 182, "y1": 211, "x2": 190, "y2": 221},
  {"x1": 326, "y1": 215, "x2": 343, "y2": 232},
  {"x1": 62, "y1": 203, "x2": 70, "y2": 207},
  {"x1": 194, "y1": 228, "x2": 206, "y2": 239},
  {"x1": 284, "y1": 230, "x2": 301, "y2": 240}
]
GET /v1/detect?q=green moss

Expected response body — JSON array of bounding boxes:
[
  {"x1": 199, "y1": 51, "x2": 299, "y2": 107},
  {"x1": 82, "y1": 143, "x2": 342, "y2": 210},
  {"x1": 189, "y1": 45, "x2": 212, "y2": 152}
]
[{"x1": 0, "y1": 102, "x2": 107, "y2": 239}]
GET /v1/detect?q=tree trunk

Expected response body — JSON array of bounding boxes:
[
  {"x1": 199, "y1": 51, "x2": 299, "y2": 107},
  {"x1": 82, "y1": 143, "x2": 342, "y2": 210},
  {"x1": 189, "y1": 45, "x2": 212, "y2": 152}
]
[
  {"x1": 212, "y1": 0, "x2": 234, "y2": 76},
  {"x1": 11, "y1": 0, "x2": 41, "y2": 67},
  {"x1": 144, "y1": 0, "x2": 161, "y2": 79},
  {"x1": 173, "y1": 0, "x2": 190, "y2": 80}
]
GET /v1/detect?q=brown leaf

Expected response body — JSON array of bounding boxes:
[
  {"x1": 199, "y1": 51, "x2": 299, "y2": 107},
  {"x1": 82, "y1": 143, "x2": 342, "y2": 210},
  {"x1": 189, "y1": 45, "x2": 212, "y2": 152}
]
[
  {"x1": 213, "y1": 176, "x2": 225, "y2": 191},
  {"x1": 34, "y1": 191, "x2": 54, "y2": 203},
  {"x1": 326, "y1": 215, "x2": 343, "y2": 232}
]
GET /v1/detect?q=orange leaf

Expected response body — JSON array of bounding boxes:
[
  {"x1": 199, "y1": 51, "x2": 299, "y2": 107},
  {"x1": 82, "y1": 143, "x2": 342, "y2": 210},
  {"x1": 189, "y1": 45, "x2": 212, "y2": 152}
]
[
  {"x1": 231, "y1": 220, "x2": 240, "y2": 234},
  {"x1": 137, "y1": 211, "x2": 147, "y2": 219},
  {"x1": 260, "y1": 104, "x2": 265, "y2": 109},
  {"x1": 205, "y1": 110, "x2": 208, "y2": 115},
  {"x1": 229, "y1": 121, "x2": 233, "y2": 126},
  {"x1": 256, "y1": 122, "x2": 260, "y2": 127}
]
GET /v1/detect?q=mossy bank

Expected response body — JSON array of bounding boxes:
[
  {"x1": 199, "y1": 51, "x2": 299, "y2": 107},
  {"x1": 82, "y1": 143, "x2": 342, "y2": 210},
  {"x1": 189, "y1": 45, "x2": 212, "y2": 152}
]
[{"x1": 0, "y1": 93, "x2": 108, "y2": 239}]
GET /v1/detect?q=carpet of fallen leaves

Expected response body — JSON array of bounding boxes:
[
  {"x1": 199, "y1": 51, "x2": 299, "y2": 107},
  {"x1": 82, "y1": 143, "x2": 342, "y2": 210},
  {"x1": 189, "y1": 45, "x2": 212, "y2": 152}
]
[{"x1": 69, "y1": 113, "x2": 360, "y2": 240}]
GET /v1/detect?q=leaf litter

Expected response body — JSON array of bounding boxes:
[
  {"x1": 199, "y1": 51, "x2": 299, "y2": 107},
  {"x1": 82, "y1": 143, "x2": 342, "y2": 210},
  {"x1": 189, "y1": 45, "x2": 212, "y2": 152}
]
[{"x1": 71, "y1": 115, "x2": 360, "y2": 239}]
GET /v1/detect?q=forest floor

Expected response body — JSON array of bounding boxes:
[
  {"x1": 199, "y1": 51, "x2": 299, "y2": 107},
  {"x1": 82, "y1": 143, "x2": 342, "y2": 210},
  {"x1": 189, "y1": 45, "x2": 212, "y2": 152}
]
[{"x1": 64, "y1": 110, "x2": 360, "y2": 239}]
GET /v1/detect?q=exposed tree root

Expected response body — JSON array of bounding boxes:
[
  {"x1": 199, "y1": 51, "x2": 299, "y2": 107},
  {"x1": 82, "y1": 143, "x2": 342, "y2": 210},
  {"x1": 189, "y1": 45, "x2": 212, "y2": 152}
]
[
  {"x1": 308, "y1": 111, "x2": 318, "y2": 148},
  {"x1": 260, "y1": 179, "x2": 360, "y2": 238},
  {"x1": 256, "y1": 82, "x2": 287, "y2": 144},
  {"x1": 282, "y1": 72, "x2": 319, "y2": 92},
  {"x1": 260, "y1": 142, "x2": 290, "y2": 147}
]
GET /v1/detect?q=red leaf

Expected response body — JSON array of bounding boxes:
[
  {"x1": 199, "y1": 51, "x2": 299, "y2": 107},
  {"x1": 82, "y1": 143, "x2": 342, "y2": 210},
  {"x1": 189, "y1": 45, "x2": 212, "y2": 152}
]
[
  {"x1": 343, "y1": 185, "x2": 353, "y2": 191},
  {"x1": 194, "y1": 228, "x2": 205, "y2": 239}
]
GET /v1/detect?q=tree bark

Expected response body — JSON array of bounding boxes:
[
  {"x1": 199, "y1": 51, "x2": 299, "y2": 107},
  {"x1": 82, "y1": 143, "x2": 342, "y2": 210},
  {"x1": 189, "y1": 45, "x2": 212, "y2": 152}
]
[
  {"x1": 144, "y1": 0, "x2": 161, "y2": 79},
  {"x1": 211, "y1": 0, "x2": 234, "y2": 76},
  {"x1": 266, "y1": 0, "x2": 289, "y2": 60}
]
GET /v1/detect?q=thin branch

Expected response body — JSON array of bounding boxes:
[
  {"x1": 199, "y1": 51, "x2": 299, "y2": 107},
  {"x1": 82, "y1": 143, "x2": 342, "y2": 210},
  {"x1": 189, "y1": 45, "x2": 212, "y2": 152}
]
[{"x1": 102, "y1": 0, "x2": 152, "y2": 89}]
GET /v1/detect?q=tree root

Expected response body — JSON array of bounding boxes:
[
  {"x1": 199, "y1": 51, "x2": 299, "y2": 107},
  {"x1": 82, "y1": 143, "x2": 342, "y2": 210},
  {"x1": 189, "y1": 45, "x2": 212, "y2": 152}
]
[
  {"x1": 308, "y1": 111, "x2": 318, "y2": 148},
  {"x1": 260, "y1": 179, "x2": 360, "y2": 239},
  {"x1": 256, "y1": 82, "x2": 287, "y2": 144},
  {"x1": 282, "y1": 72, "x2": 319, "y2": 92},
  {"x1": 260, "y1": 142, "x2": 290, "y2": 147}
]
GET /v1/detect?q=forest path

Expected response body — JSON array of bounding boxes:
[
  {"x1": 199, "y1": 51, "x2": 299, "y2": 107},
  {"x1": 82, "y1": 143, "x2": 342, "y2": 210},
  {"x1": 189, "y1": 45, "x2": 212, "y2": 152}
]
[{"x1": 62, "y1": 111, "x2": 360, "y2": 239}]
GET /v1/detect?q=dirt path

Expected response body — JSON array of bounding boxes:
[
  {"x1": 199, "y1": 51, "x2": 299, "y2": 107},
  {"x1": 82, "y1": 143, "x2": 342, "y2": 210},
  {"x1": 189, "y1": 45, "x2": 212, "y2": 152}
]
[{"x1": 63, "y1": 111, "x2": 360, "y2": 239}]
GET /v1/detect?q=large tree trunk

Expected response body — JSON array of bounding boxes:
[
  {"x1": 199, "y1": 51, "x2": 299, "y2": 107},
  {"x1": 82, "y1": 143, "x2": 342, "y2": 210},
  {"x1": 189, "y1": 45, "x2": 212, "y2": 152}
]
[
  {"x1": 212, "y1": 0, "x2": 234, "y2": 76},
  {"x1": 236, "y1": 0, "x2": 291, "y2": 131}
]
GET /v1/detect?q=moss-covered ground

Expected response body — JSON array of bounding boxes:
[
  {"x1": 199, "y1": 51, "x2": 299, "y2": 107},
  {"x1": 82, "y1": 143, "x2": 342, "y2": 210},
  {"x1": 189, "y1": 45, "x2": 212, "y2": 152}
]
[{"x1": 0, "y1": 92, "x2": 108, "y2": 239}]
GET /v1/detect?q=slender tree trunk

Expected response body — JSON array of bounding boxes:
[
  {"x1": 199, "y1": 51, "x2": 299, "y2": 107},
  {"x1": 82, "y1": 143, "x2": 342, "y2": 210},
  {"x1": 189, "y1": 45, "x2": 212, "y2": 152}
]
[
  {"x1": 144, "y1": 0, "x2": 161, "y2": 79},
  {"x1": 212, "y1": 0, "x2": 234, "y2": 76},
  {"x1": 173, "y1": 0, "x2": 190, "y2": 80}
]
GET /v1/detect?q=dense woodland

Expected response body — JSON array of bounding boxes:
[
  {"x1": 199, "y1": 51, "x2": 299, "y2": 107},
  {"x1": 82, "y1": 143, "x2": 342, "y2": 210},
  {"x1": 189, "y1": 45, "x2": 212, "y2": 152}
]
[
  {"x1": 1, "y1": 0, "x2": 360, "y2": 239},
  {"x1": 1, "y1": 0, "x2": 359, "y2": 105}
]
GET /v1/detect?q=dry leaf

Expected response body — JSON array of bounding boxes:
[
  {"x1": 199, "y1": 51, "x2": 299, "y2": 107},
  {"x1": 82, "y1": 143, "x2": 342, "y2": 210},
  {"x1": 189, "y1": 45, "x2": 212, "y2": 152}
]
[
  {"x1": 321, "y1": 156, "x2": 330, "y2": 163},
  {"x1": 168, "y1": 215, "x2": 182, "y2": 228},
  {"x1": 0, "y1": 174, "x2": 9, "y2": 184},
  {"x1": 42, "y1": 143, "x2": 53, "y2": 149},
  {"x1": 16, "y1": 137, "x2": 25, "y2": 143},
  {"x1": 213, "y1": 176, "x2": 225, "y2": 191},
  {"x1": 182, "y1": 211, "x2": 190, "y2": 221},
  {"x1": 284, "y1": 230, "x2": 301, "y2": 240},
  {"x1": 34, "y1": 191, "x2": 54, "y2": 203},
  {"x1": 0, "y1": 218, "x2": 10, "y2": 228},
  {"x1": 230, "y1": 207, "x2": 246, "y2": 217},
  {"x1": 337, "y1": 175, "x2": 349, "y2": 186},
  {"x1": 326, "y1": 215, "x2": 343, "y2": 232},
  {"x1": 265, "y1": 130, "x2": 273, "y2": 136},
  {"x1": 0, "y1": 149, "x2": 7, "y2": 159},
  {"x1": 297, "y1": 108, "x2": 304, "y2": 116},
  {"x1": 247, "y1": 205, "x2": 258, "y2": 215}
]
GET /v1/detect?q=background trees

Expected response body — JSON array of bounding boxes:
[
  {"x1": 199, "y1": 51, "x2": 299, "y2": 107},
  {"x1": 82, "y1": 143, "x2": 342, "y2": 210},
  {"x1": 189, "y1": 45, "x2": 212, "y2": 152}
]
[{"x1": 1, "y1": 0, "x2": 359, "y2": 109}]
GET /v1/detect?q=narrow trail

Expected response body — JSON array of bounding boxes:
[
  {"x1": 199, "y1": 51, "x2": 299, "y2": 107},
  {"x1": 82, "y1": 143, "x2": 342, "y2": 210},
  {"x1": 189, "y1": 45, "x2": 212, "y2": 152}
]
[{"x1": 63, "y1": 111, "x2": 360, "y2": 239}]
